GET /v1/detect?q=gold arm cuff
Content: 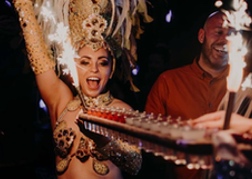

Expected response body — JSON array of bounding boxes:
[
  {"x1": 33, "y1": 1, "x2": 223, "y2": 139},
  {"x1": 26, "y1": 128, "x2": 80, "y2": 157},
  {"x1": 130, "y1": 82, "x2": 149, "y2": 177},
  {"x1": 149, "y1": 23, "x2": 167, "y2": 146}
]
[
  {"x1": 13, "y1": 0, "x2": 55, "y2": 75},
  {"x1": 96, "y1": 139, "x2": 142, "y2": 175}
]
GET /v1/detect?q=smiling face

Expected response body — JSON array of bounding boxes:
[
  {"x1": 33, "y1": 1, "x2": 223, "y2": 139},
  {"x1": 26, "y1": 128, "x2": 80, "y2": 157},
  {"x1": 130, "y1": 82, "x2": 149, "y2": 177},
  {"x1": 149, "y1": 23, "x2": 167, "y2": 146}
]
[
  {"x1": 198, "y1": 11, "x2": 230, "y2": 72},
  {"x1": 75, "y1": 46, "x2": 113, "y2": 97}
]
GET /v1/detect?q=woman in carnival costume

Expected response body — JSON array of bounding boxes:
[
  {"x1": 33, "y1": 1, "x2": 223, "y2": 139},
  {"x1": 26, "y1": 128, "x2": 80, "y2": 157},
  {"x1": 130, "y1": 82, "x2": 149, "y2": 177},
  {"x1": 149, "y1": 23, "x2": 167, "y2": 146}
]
[{"x1": 12, "y1": 0, "x2": 153, "y2": 178}]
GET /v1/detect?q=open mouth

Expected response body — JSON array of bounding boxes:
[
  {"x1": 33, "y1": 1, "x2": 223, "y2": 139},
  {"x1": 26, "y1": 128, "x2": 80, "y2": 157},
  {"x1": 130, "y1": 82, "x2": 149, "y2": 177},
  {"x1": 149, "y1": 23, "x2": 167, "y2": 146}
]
[
  {"x1": 87, "y1": 77, "x2": 100, "y2": 89},
  {"x1": 214, "y1": 46, "x2": 228, "y2": 55}
]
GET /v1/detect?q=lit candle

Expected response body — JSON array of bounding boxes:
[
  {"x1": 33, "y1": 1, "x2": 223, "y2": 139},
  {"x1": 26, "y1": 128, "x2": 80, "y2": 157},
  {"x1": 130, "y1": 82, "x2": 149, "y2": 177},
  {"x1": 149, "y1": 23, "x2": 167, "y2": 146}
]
[
  {"x1": 37, "y1": 1, "x2": 85, "y2": 110},
  {"x1": 215, "y1": 0, "x2": 252, "y2": 129}
]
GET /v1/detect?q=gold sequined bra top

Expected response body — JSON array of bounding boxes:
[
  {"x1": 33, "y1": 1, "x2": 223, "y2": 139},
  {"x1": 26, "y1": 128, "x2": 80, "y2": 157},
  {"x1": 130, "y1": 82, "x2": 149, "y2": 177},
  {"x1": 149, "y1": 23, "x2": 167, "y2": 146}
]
[{"x1": 53, "y1": 92, "x2": 142, "y2": 176}]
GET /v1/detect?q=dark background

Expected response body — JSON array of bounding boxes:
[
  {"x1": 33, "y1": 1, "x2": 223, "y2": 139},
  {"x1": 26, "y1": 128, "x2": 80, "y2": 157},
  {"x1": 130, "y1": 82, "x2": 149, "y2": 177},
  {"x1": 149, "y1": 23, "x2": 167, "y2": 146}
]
[{"x1": 134, "y1": 0, "x2": 252, "y2": 110}]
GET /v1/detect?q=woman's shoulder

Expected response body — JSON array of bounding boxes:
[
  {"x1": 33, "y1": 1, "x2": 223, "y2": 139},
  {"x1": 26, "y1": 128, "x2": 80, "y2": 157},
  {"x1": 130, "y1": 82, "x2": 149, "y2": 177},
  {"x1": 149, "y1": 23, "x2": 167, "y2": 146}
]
[{"x1": 110, "y1": 98, "x2": 132, "y2": 110}]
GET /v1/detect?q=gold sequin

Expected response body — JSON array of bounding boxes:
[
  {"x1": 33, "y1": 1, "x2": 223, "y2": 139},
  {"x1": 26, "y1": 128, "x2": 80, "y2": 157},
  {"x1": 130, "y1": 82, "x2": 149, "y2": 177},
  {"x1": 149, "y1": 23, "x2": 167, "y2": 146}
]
[
  {"x1": 54, "y1": 121, "x2": 76, "y2": 157},
  {"x1": 56, "y1": 155, "x2": 73, "y2": 174},
  {"x1": 13, "y1": 0, "x2": 55, "y2": 75},
  {"x1": 93, "y1": 159, "x2": 109, "y2": 175}
]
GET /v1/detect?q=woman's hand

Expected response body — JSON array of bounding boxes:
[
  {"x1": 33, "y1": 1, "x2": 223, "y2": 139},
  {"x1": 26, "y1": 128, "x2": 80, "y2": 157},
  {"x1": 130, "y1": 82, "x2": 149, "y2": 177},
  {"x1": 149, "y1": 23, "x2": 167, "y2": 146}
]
[{"x1": 191, "y1": 110, "x2": 252, "y2": 134}]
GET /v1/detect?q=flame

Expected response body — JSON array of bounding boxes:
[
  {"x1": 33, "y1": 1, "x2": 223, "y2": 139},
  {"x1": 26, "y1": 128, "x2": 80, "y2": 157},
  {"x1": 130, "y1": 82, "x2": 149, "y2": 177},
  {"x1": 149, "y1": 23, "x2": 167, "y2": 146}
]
[
  {"x1": 221, "y1": 1, "x2": 252, "y2": 30},
  {"x1": 39, "y1": 2, "x2": 79, "y2": 87},
  {"x1": 40, "y1": 2, "x2": 56, "y2": 23},
  {"x1": 48, "y1": 23, "x2": 79, "y2": 87},
  {"x1": 226, "y1": 31, "x2": 247, "y2": 92},
  {"x1": 217, "y1": 0, "x2": 252, "y2": 92}
]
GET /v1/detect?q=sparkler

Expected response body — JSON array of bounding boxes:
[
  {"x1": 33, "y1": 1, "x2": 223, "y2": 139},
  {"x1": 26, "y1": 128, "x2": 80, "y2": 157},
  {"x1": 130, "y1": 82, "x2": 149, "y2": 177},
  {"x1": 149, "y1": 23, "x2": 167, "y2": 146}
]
[
  {"x1": 214, "y1": 0, "x2": 252, "y2": 129},
  {"x1": 37, "y1": 0, "x2": 87, "y2": 110}
]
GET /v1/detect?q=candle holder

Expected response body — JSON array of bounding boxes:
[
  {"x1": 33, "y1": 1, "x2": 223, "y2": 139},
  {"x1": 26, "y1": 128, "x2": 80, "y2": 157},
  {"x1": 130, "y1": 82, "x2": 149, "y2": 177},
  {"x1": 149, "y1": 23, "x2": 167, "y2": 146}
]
[{"x1": 223, "y1": 91, "x2": 236, "y2": 129}]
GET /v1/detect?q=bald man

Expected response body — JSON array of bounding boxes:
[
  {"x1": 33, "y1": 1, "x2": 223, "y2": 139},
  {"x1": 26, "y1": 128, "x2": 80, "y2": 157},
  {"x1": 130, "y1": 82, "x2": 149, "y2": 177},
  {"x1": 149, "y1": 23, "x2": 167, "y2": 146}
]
[{"x1": 145, "y1": 11, "x2": 232, "y2": 179}]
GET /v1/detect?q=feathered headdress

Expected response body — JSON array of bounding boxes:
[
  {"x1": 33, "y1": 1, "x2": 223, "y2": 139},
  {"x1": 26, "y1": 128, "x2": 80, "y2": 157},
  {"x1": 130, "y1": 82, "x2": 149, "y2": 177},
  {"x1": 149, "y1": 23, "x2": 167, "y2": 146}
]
[{"x1": 33, "y1": 0, "x2": 153, "y2": 91}]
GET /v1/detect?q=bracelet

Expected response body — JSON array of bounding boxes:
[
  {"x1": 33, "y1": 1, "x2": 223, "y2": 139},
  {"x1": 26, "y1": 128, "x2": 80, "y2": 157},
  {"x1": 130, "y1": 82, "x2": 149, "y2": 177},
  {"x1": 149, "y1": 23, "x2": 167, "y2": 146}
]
[
  {"x1": 14, "y1": 0, "x2": 55, "y2": 75},
  {"x1": 96, "y1": 139, "x2": 142, "y2": 175}
]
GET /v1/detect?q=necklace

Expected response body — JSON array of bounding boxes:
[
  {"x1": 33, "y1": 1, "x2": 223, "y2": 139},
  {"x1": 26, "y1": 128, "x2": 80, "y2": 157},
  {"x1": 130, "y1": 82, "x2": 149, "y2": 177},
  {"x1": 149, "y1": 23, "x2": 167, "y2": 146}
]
[{"x1": 80, "y1": 91, "x2": 114, "y2": 108}]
